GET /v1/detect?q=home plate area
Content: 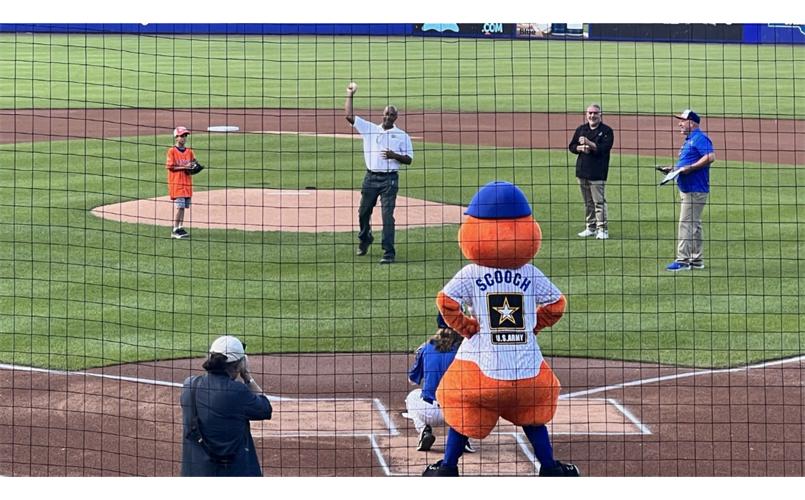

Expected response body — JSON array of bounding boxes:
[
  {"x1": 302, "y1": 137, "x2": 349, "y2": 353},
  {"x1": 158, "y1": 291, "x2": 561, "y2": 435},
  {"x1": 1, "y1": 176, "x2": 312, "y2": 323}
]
[{"x1": 251, "y1": 396, "x2": 649, "y2": 476}]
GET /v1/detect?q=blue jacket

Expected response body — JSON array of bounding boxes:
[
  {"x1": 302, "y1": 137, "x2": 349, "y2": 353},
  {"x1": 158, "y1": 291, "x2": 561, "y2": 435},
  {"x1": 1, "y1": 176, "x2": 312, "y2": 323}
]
[
  {"x1": 408, "y1": 341, "x2": 459, "y2": 401},
  {"x1": 180, "y1": 372, "x2": 273, "y2": 477}
]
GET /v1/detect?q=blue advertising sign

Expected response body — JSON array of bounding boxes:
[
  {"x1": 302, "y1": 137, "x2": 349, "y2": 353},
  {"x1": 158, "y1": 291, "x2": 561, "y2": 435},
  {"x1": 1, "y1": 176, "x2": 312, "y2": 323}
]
[
  {"x1": 744, "y1": 23, "x2": 805, "y2": 44},
  {"x1": 413, "y1": 23, "x2": 514, "y2": 38}
]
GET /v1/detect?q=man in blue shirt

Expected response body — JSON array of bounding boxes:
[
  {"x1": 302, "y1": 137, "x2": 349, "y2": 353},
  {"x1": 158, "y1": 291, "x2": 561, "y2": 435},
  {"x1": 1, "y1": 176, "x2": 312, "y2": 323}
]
[
  {"x1": 660, "y1": 110, "x2": 716, "y2": 271},
  {"x1": 405, "y1": 313, "x2": 475, "y2": 453}
]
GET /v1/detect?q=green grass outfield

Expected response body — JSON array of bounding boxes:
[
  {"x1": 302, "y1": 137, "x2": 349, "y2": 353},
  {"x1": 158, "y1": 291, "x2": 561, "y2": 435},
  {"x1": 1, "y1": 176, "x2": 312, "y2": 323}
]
[
  {"x1": 1, "y1": 34, "x2": 804, "y2": 370},
  {"x1": 1, "y1": 34, "x2": 804, "y2": 117}
]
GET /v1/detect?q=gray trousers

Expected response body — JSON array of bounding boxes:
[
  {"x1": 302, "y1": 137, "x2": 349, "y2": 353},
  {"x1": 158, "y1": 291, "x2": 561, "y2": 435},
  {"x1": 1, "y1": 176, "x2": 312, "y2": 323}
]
[
  {"x1": 358, "y1": 171, "x2": 398, "y2": 257},
  {"x1": 578, "y1": 179, "x2": 608, "y2": 231},
  {"x1": 676, "y1": 191, "x2": 708, "y2": 265}
]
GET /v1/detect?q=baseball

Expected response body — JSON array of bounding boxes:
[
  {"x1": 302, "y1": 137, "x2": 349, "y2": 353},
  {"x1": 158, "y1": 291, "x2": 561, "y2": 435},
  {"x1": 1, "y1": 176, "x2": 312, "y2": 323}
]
[{"x1": 348, "y1": 82, "x2": 357, "y2": 92}]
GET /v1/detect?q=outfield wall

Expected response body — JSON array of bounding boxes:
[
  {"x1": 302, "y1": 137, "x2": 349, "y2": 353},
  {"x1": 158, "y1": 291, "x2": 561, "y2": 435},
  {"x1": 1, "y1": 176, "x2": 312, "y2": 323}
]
[{"x1": 1, "y1": 23, "x2": 805, "y2": 44}]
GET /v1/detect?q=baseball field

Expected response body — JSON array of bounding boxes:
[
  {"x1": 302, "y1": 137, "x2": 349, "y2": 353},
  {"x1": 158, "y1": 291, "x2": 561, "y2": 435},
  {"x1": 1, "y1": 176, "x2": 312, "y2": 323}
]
[{"x1": 1, "y1": 31, "x2": 804, "y2": 477}]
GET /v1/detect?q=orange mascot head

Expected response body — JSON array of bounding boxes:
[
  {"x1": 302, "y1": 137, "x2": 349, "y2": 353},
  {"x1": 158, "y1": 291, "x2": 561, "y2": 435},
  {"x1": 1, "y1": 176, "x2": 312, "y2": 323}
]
[{"x1": 458, "y1": 181, "x2": 541, "y2": 269}]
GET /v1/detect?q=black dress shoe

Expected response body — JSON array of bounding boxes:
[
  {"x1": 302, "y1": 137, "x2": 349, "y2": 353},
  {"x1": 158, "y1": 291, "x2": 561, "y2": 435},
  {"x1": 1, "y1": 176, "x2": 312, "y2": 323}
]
[{"x1": 379, "y1": 255, "x2": 394, "y2": 264}]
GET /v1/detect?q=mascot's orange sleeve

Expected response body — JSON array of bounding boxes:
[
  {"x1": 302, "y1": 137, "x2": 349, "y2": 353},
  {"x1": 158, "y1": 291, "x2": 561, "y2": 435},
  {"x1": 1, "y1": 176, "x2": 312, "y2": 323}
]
[
  {"x1": 436, "y1": 291, "x2": 479, "y2": 339},
  {"x1": 534, "y1": 295, "x2": 566, "y2": 334}
]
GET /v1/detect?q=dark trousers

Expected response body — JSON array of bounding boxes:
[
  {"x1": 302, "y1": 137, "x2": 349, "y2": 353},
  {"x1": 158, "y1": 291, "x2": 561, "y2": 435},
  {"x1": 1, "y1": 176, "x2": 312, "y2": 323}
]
[{"x1": 358, "y1": 171, "x2": 398, "y2": 257}]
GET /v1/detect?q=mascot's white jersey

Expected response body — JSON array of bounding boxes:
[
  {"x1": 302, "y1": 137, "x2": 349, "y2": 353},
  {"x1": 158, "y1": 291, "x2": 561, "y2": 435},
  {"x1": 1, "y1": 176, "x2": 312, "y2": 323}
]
[{"x1": 441, "y1": 263, "x2": 563, "y2": 381}]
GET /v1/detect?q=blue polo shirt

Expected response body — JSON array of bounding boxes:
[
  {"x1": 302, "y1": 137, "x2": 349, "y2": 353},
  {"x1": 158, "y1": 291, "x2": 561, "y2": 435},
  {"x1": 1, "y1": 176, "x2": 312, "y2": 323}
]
[
  {"x1": 675, "y1": 128, "x2": 713, "y2": 193},
  {"x1": 408, "y1": 341, "x2": 459, "y2": 401}
]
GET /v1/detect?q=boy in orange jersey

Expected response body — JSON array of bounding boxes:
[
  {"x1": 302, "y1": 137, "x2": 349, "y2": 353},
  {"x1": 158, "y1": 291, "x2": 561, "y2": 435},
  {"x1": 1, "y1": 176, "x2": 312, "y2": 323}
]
[{"x1": 166, "y1": 126, "x2": 198, "y2": 239}]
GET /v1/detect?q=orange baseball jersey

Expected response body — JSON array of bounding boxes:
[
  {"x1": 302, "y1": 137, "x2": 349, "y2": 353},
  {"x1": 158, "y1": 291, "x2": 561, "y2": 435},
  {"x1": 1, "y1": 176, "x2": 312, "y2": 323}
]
[{"x1": 166, "y1": 146, "x2": 195, "y2": 199}]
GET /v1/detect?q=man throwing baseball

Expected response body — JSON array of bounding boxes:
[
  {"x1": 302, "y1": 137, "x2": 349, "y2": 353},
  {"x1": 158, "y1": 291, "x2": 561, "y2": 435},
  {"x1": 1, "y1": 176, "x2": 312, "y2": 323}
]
[{"x1": 345, "y1": 82, "x2": 414, "y2": 264}]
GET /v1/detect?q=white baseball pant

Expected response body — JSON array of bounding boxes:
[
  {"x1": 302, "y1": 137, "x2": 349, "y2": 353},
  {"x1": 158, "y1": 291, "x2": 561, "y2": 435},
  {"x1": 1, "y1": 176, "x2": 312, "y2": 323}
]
[{"x1": 405, "y1": 388, "x2": 446, "y2": 433}]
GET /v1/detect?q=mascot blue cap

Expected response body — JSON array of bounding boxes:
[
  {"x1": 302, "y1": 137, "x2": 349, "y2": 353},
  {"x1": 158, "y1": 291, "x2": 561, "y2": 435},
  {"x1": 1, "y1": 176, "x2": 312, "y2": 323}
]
[
  {"x1": 436, "y1": 312, "x2": 448, "y2": 329},
  {"x1": 464, "y1": 181, "x2": 532, "y2": 219}
]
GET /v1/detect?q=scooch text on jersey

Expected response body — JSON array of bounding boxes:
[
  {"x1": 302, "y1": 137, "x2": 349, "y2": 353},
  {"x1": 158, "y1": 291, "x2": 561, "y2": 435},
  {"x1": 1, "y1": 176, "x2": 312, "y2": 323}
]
[{"x1": 475, "y1": 271, "x2": 532, "y2": 292}]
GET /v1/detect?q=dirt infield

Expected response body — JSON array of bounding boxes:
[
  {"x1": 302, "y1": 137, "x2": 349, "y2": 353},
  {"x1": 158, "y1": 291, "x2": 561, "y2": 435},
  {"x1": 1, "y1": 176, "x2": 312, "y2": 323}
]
[
  {"x1": 91, "y1": 188, "x2": 466, "y2": 233},
  {"x1": 2, "y1": 108, "x2": 804, "y2": 165},
  {"x1": 1, "y1": 354, "x2": 803, "y2": 477},
  {"x1": 1, "y1": 107, "x2": 804, "y2": 476}
]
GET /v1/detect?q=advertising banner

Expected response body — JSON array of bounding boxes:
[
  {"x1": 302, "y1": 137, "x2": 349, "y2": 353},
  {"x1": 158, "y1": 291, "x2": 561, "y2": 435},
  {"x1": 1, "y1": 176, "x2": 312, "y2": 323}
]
[
  {"x1": 589, "y1": 24, "x2": 744, "y2": 43},
  {"x1": 413, "y1": 23, "x2": 514, "y2": 38}
]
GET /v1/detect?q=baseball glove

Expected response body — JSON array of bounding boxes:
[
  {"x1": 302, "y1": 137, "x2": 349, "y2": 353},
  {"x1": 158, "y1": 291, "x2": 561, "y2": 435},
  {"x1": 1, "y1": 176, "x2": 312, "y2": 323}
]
[{"x1": 188, "y1": 160, "x2": 206, "y2": 175}]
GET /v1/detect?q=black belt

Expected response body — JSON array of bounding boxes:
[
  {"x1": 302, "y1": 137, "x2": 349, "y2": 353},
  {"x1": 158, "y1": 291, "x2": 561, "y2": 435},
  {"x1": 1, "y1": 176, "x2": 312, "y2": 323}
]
[
  {"x1": 368, "y1": 170, "x2": 397, "y2": 176},
  {"x1": 422, "y1": 397, "x2": 435, "y2": 405}
]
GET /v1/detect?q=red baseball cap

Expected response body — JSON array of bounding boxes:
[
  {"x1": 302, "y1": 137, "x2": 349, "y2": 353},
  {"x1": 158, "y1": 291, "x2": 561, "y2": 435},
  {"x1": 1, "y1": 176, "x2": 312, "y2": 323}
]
[{"x1": 173, "y1": 126, "x2": 190, "y2": 137}]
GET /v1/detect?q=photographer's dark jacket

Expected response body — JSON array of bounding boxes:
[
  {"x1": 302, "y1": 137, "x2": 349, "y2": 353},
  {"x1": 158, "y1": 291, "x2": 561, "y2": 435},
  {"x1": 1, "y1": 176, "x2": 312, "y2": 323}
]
[
  {"x1": 568, "y1": 122, "x2": 615, "y2": 181},
  {"x1": 180, "y1": 372, "x2": 273, "y2": 477}
]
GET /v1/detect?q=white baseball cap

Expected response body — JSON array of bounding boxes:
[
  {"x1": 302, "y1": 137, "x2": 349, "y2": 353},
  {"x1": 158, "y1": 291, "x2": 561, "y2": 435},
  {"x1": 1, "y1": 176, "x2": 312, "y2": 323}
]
[
  {"x1": 674, "y1": 109, "x2": 701, "y2": 124},
  {"x1": 209, "y1": 335, "x2": 245, "y2": 363},
  {"x1": 174, "y1": 126, "x2": 190, "y2": 137}
]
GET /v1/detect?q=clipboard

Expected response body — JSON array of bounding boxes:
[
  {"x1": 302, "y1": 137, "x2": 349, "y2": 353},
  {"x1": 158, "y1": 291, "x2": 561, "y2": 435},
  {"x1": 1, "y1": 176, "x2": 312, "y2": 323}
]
[{"x1": 658, "y1": 168, "x2": 681, "y2": 186}]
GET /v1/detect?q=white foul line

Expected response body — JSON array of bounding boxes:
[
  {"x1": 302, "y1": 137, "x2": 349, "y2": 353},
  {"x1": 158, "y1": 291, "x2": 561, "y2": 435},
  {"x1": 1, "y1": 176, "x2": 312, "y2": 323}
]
[
  {"x1": 0, "y1": 363, "x2": 292, "y2": 401},
  {"x1": 0, "y1": 363, "x2": 68, "y2": 375},
  {"x1": 369, "y1": 434, "x2": 392, "y2": 476},
  {"x1": 560, "y1": 354, "x2": 805, "y2": 399},
  {"x1": 513, "y1": 431, "x2": 541, "y2": 472},
  {"x1": 606, "y1": 398, "x2": 653, "y2": 435},
  {"x1": 373, "y1": 398, "x2": 398, "y2": 436},
  {"x1": 253, "y1": 432, "x2": 372, "y2": 439}
]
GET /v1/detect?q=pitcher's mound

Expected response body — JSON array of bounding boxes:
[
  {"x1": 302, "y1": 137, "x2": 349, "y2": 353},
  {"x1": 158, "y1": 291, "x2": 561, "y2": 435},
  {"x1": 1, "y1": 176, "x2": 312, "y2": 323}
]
[{"x1": 91, "y1": 188, "x2": 466, "y2": 233}]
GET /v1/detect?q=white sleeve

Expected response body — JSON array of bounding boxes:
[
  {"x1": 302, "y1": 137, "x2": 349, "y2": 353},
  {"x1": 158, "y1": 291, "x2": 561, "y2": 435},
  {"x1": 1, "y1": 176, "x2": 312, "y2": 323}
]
[
  {"x1": 402, "y1": 132, "x2": 414, "y2": 159},
  {"x1": 441, "y1": 266, "x2": 475, "y2": 307},
  {"x1": 353, "y1": 116, "x2": 373, "y2": 137},
  {"x1": 530, "y1": 266, "x2": 563, "y2": 305}
]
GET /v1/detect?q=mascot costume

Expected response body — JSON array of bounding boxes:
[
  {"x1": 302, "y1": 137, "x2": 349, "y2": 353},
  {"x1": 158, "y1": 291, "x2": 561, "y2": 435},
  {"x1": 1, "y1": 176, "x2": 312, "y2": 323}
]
[{"x1": 423, "y1": 181, "x2": 580, "y2": 477}]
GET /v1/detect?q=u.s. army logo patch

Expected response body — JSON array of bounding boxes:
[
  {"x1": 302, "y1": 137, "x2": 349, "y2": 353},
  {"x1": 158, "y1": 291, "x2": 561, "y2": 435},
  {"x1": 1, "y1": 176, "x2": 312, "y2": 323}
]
[{"x1": 487, "y1": 293, "x2": 526, "y2": 344}]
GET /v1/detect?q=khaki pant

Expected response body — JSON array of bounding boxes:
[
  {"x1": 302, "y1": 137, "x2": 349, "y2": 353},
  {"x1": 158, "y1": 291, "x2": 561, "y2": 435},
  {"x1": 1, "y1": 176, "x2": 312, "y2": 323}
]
[
  {"x1": 677, "y1": 191, "x2": 708, "y2": 265},
  {"x1": 578, "y1": 179, "x2": 607, "y2": 231}
]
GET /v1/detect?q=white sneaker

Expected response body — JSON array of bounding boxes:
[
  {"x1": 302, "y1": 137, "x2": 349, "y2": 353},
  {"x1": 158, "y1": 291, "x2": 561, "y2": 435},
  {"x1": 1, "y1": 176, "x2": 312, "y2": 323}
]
[
  {"x1": 596, "y1": 230, "x2": 609, "y2": 240},
  {"x1": 578, "y1": 229, "x2": 596, "y2": 237}
]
